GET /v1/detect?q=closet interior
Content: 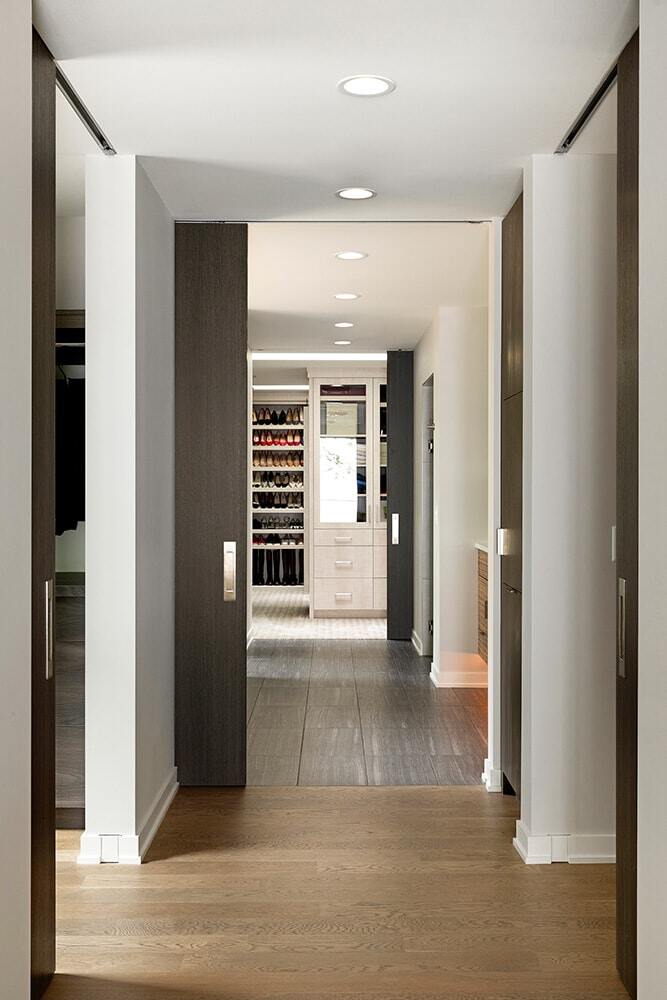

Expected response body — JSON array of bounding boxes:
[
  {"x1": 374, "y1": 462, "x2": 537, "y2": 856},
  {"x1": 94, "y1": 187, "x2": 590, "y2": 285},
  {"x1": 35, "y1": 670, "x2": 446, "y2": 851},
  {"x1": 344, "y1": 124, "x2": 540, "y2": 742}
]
[
  {"x1": 249, "y1": 365, "x2": 388, "y2": 627},
  {"x1": 251, "y1": 397, "x2": 307, "y2": 588}
]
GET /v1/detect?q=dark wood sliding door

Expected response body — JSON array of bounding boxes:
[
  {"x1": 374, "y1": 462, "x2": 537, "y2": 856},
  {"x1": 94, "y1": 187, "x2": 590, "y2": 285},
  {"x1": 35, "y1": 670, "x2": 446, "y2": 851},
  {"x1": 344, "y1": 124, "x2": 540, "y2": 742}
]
[
  {"x1": 500, "y1": 193, "x2": 523, "y2": 798},
  {"x1": 175, "y1": 223, "x2": 248, "y2": 785},
  {"x1": 31, "y1": 28, "x2": 56, "y2": 998},
  {"x1": 616, "y1": 30, "x2": 639, "y2": 999},
  {"x1": 387, "y1": 350, "x2": 414, "y2": 641}
]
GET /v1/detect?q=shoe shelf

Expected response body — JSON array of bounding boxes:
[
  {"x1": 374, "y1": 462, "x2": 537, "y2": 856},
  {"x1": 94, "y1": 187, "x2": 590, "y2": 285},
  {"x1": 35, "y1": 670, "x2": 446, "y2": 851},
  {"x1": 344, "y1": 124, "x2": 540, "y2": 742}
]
[
  {"x1": 253, "y1": 543, "x2": 304, "y2": 550},
  {"x1": 253, "y1": 424, "x2": 304, "y2": 431},
  {"x1": 251, "y1": 398, "x2": 308, "y2": 585}
]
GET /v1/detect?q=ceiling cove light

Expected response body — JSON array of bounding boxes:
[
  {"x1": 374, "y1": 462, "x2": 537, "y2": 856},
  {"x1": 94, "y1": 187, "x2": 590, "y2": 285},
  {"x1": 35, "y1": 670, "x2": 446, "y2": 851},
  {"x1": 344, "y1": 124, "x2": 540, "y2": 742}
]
[
  {"x1": 334, "y1": 292, "x2": 360, "y2": 300},
  {"x1": 334, "y1": 322, "x2": 354, "y2": 328},
  {"x1": 335, "y1": 250, "x2": 367, "y2": 261},
  {"x1": 338, "y1": 75, "x2": 396, "y2": 97},
  {"x1": 334, "y1": 340, "x2": 352, "y2": 346},
  {"x1": 336, "y1": 187, "x2": 376, "y2": 201},
  {"x1": 252, "y1": 352, "x2": 386, "y2": 362}
]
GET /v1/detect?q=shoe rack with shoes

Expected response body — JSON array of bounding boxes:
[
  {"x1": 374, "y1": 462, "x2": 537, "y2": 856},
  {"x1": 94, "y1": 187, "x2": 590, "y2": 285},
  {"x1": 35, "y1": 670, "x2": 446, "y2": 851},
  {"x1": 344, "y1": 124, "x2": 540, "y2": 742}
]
[{"x1": 251, "y1": 398, "x2": 307, "y2": 587}]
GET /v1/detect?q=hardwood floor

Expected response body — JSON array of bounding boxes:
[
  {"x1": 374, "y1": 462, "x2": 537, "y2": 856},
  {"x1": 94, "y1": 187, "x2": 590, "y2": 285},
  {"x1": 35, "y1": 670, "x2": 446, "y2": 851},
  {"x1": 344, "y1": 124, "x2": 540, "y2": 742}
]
[
  {"x1": 248, "y1": 639, "x2": 488, "y2": 786},
  {"x1": 47, "y1": 787, "x2": 626, "y2": 999}
]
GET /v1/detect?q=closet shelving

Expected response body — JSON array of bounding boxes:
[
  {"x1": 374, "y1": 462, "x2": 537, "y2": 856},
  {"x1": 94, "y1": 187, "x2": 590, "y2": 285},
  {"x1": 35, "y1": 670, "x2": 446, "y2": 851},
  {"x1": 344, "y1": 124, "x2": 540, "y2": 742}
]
[{"x1": 251, "y1": 401, "x2": 308, "y2": 587}]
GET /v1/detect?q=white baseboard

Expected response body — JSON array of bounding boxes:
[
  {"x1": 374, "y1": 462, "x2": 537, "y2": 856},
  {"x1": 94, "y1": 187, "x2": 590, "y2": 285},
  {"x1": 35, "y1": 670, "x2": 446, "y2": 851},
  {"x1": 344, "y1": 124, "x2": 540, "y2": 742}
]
[
  {"x1": 513, "y1": 820, "x2": 616, "y2": 865},
  {"x1": 411, "y1": 629, "x2": 423, "y2": 656},
  {"x1": 78, "y1": 767, "x2": 178, "y2": 865},
  {"x1": 430, "y1": 652, "x2": 488, "y2": 688},
  {"x1": 482, "y1": 758, "x2": 503, "y2": 793}
]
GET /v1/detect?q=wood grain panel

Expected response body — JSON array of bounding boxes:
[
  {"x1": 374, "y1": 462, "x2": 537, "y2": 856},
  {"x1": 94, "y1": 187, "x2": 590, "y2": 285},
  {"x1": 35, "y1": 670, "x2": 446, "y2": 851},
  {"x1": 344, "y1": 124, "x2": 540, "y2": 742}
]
[
  {"x1": 501, "y1": 194, "x2": 524, "y2": 401},
  {"x1": 501, "y1": 585, "x2": 522, "y2": 797},
  {"x1": 47, "y1": 787, "x2": 626, "y2": 999},
  {"x1": 477, "y1": 550, "x2": 488, "y2": 662},
  {"x1": 387, "y1": 351, "x2": 414, "y2": 640},
  {"x1": 616, "y1": 29, "x2": 639, "y2": 999},
  {"x1": 500, "y1": 193, "x2": 523, "y2": 801},
  {"x1": 175, "y1": 224, "x2": 248, "y2": 785},
  {"x1": 32, "y1": 28, "x2": 56, "y2": 999}
]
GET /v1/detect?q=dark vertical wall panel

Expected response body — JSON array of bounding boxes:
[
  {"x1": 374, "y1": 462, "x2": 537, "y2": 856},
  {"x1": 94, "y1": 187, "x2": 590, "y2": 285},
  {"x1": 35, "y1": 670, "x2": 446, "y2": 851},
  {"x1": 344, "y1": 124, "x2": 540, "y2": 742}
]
[
  {"x1": 175, "y1": 223, "x2": 248, "y2": 785},
  {"x1": 31, "y1": 28, "x2": 56, "y2": 999},
  {"x1": 616, "y1": 30, "x2": 639, "y2": 999},
  {"x1": 387, "y1": 350, "x2": 414, "y2": 640},
  {"x1": 501, "y1": 193, "x2": 523, "y2": 798}
]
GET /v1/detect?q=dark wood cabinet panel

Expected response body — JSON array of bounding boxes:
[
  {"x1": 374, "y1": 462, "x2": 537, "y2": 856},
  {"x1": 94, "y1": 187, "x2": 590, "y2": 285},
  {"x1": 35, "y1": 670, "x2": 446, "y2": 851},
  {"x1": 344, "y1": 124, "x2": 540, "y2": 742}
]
[
  {"x1": 501, "y1": 391, "x2": 523, "y2": 593},
  {"x1": 477, "y1": 550, "x2": 488, "y2": 663},
  {"x1": 387, "y1": 351, "x2": 414, "y2": 641},
  {"x1": 501, "y1": 192, "x2": 523, "y2": 800},
  {"x1": 501, "y1": 194, "x2": 523, "y2": 401},
  {"x1": 175, "y1": 223, "x2": 248, "y2": 786},
  {"x1": 616, "y1": 30, "x2": 639, "y2": 999},
  {"x1": 31, "y1": 28, "x2": 56, "y2": 999},
  {"x1": 500, "y1": 585, "x2": 522, "y2": 798}
]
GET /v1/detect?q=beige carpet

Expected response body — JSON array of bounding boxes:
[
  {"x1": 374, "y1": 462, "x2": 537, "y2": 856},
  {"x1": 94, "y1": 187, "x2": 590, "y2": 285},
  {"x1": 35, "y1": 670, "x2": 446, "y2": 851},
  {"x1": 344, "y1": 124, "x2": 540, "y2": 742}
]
[{"x1": 251, "y1": 588, "x2": 387, "y2": 639}]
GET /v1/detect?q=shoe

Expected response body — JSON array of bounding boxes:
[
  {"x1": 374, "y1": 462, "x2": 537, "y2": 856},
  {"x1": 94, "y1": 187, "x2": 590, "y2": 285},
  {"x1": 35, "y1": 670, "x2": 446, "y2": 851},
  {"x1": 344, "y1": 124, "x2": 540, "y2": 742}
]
[
  {"x1": 271, "y1": 409, "x2": 278, "y2": 425},
  {"x1": 278, "y1": 409, "x2": 286, "y2": 425}
]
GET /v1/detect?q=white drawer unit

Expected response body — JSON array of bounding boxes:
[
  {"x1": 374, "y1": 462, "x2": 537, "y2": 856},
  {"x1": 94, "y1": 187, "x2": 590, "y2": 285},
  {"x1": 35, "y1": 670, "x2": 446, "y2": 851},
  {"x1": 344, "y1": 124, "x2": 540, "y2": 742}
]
[
  {"x1": 314, "y1": 578, "x2": 374, "y2": 611},
  {"x1": 314, "y1": 529, "x2": 373, "y2": 547},
  {"x1": 374, "y1": 528, "x2": 387, "y2": 547},
  {"x1": 314, "y1": 546, "x2": 373, "y2": 579},
  {"x1": 373, "y1": 577, "x2": 387, "y2": 611},
  {"x1": 373, "y1": 545, "x2": 387, "y2": 578}
]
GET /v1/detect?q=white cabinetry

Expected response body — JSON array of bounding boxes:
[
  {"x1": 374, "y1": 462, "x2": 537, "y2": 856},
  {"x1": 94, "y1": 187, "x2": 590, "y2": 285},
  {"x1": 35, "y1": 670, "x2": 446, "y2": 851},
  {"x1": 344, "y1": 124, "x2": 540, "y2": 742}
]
[{"x1": 309, "y1": 372, "x2": 387, "y2": 618}]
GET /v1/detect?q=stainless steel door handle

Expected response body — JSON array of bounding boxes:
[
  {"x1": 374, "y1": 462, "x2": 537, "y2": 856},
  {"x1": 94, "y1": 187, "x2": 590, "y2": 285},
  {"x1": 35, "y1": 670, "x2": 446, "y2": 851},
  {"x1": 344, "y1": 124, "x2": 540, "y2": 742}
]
[
  {"x1": 223, "y1": 541, "x2": 237, "y2": 602},
  {"x1": 617, "y1": 577, "x2": 626, "y2": 677},
  {"x1": 392, "y1": 512, "x2": 399, "y2": 545}
]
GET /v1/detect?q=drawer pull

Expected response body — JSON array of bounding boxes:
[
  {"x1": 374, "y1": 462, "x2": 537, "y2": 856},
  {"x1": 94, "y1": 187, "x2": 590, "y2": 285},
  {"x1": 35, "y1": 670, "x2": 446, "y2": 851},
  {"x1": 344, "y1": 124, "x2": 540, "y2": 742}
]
[
  {"x1": 335, "y1": 560, "x2": 353, "y2": 567},
  {"x1": 335, "y1": 592, "x2": 353, "y2": 600},
  {"x1": 334, "y1": 536, "x2": 353, "y2": 543}
]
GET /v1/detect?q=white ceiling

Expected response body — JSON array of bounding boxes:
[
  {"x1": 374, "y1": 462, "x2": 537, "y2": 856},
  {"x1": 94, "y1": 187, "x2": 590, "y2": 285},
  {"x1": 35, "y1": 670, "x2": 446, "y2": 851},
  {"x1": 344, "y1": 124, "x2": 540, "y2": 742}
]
[
  {"x1": 38, "y1": 0, "x2": 637, "y2": 222},
  {"x1": 248, "y1": 222, "x2": 488, "y2": 350}
]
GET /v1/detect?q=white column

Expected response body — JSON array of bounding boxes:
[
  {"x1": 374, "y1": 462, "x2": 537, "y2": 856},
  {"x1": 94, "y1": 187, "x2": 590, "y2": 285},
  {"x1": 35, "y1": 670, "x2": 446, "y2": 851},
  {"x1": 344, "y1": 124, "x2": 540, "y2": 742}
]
[
  {"x1": 0, "y1": 1, "x2": 32, "y2": 993},
  {"x1": 517, "y1": 154, "x2": 617, "y2": 864},
  {"x1": 637, "y1": 4, "x2": 667, "y2": 994},
  {"x1": 80, "y1": 156, "x2": 177, "y2": 864}
]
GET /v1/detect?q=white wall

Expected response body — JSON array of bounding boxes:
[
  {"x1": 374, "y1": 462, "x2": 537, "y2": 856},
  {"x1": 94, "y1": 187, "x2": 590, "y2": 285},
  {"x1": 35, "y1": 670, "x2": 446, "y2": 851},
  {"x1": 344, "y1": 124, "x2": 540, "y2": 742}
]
[
  {"x1": 414, "y1": 304, "x2": 488, "y2": 686},
  {"x1": 82, "y1": 155, "x2": 176, "y2": 865},
  {"x1": 0, "y1": 1, "x2": 32, "y2": 993},
  {"x1": 56, "y1": 214, "x2": 85, "y2": 309},
  {"x1": 135, "y1": 162, "x2": 176, "y2": 836},
  {"x1": 518, "y1": 154, "x2": 617, "y2": 863},
  {"x1": 637, "y1": 5, "x2": 667, "y2": 994}
]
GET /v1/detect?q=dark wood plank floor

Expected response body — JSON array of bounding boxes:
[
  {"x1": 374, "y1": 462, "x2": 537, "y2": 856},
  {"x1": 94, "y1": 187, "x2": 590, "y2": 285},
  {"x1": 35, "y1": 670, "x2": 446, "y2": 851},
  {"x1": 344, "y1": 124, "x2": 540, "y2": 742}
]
[
  {"x1": 47, "y1": 786, "x2": 627, "y2": 1000},
  {"x1": 247, "y1": 639, "x2": 487, "y2": 786},
  {"x1": 56, "y1": 596, "x2": 85, "y2": 810}
]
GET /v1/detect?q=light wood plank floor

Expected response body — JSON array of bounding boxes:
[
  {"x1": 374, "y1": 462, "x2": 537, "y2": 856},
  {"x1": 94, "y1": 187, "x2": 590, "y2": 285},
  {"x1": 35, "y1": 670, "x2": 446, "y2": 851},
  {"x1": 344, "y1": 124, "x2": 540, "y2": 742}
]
[{"x1": 47, "y1": 787, "x2": 628, "y2": 999}]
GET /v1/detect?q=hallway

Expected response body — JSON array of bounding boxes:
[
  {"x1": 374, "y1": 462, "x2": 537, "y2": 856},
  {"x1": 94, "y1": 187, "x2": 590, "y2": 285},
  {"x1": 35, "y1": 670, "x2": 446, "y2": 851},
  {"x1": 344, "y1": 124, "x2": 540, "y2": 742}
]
[
  {"x1": 247, "y1": 639, "x2": 487, "y2": 786},
  {"x1": 48, "y1": 786, "x2": 626, "y2": 1000}
]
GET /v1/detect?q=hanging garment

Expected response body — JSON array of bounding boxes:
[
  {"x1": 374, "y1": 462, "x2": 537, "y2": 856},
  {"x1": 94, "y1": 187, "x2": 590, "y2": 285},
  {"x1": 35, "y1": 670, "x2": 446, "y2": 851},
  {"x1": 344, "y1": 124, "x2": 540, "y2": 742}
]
[{"x1": 55, "y1": 374, "x2": 85, "y2": 535}]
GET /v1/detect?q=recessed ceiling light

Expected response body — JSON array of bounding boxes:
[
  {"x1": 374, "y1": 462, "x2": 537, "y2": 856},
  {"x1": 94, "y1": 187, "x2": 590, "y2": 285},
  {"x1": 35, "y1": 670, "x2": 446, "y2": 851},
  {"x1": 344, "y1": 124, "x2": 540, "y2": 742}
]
[
  {"x1": 334, "y1": 322, "x2": 354, "y2": 328},
  {"x1": 334, "y1": 340, "x2": 352, "y2": 346},
  {"x1": 334, "y1": 292, "x2": 360, "y2": 300},
  {"x1": 336, "y1": 187, "x2": 376, "y2": 201},
  {"x1": 335, "y1": 250, "x2": 367, "y2": 261},
  {"x1": 338, "y1": 75, "x2": 396, "y2": 97}
]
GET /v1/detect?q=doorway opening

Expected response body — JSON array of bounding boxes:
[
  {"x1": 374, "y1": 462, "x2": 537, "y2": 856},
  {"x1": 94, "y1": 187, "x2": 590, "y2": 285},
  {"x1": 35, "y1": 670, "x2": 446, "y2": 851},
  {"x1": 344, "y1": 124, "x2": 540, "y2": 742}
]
[{"x1": 242, "y1": 221, "x2": 490, "y2": 787}]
